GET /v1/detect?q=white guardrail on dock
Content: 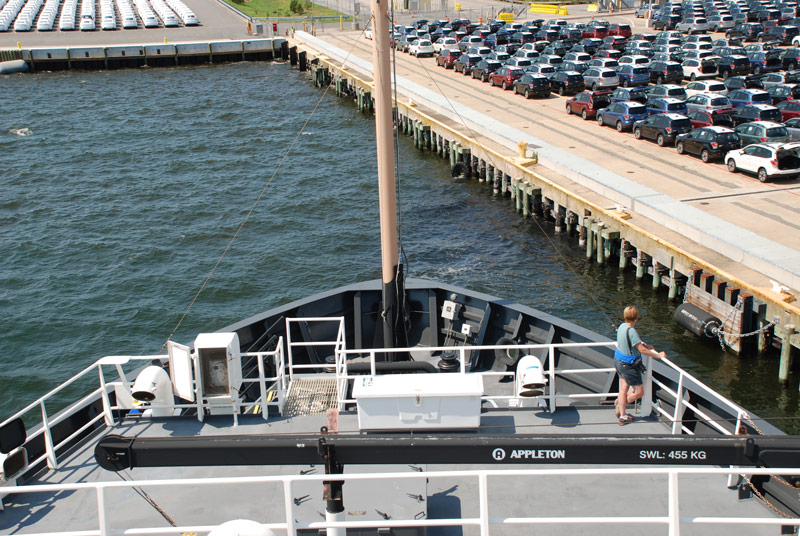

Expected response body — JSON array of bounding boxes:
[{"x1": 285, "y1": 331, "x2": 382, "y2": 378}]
[{"x1": 4, "y1": 467, "x2": 800, "y2": 536}]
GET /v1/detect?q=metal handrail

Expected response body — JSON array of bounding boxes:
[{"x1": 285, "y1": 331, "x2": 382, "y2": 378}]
[{"x1": 5, "y1": 466, "x2": 799, "y2": 536}]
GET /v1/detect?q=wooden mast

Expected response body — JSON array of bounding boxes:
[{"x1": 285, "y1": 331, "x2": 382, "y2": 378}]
[{"x1": 371, "y1": 0, "x2": 403, "y2": 353}]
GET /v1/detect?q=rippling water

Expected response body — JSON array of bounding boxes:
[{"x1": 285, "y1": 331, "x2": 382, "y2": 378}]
[{"x1": 1, "y1": 62, "x2": 798, "y2": 432}]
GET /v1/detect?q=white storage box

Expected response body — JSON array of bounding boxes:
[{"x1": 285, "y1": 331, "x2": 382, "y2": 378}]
[{"x1": 353, "y1": 373, "x2": 484, "y2": 430}]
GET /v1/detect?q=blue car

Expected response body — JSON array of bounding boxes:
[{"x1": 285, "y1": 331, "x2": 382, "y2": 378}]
[
  {"x1": 727, "y1": 88, "x2": 772, "y2": 108},
  {"x1": 615, "y1": 64, "x2": 651, "y2": 87},
  {"x1": 596, "y1": 100, "x2": 649, "y2": 131},
  {"x1": 644, "y1": 97, "x2": 689, "y2": 116}
]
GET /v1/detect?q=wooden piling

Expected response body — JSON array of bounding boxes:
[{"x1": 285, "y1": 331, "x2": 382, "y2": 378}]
[{"x1": 779, "y1": 324, "x2": 795, "y2": 384}]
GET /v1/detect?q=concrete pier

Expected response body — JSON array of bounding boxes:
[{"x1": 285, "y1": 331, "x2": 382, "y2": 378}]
[{"x1": 292, "y1": 30, "x2": 800, "y2": 363}]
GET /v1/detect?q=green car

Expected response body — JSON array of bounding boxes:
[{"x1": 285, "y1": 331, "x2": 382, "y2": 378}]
[{"x1": 734, "y1": 121, "x2": 791, "y2": 147}]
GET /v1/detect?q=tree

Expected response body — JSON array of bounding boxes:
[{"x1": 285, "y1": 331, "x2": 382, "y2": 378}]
[{"x1": 289, "y1": 0, "x2": 304, "y2": 14}]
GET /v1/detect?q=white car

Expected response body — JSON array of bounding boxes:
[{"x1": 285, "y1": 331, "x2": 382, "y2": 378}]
[
  {"x1": 618, "y1": 55, "x2": 650, "y2": 67},
  {"x1": 726, "y1": 142, "x2": 800, "y2": 182},
  {"x1": 102, "y1": 15, "x2": 116, "y2": 29},
  {"x1": 80, "y1": 13, "x2": 95, "y2": 30},
  {"x1": 122, "y1": 14, "x2": 137, "y2": 28},
  {"x1": 681, "y1": 58, "x2": 717, "y2": 81},
  {"x1": 685, "y1": 80, "x2": 728, "y2": 96},
  {"x1": 433, "y1": 37, "x2": 457, "y2": 53},
  {"x1": 409, "y1": 39, "x2": 435, "y2": 58},
  {"x1": 143, "y1": 13, "x2": 159, "y2": 27},
  {"x1": 364, "y1": 27, "x2": 372, "y2": 39}
]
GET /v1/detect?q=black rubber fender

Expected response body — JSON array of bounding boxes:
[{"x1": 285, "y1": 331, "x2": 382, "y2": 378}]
[{"x1": 451, "y1": 162, "x2": 470, "y2": 178}]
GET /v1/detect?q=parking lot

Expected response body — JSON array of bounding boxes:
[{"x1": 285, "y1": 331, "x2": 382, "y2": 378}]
[{"x1": 311, "y1": 12, "x2": 800, "y2": 268}]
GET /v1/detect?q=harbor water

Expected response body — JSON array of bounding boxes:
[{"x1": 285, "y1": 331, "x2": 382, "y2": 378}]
[{"x1": 2, "y1": 62, "x2": 798, "y2": 433}]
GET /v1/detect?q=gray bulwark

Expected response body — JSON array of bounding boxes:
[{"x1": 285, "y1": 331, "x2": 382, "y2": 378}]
[{"x1": 294, "y1": 31, "x2": 800, "y2": 291}]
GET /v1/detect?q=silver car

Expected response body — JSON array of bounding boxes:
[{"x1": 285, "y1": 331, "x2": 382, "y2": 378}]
[
  {"x1": 685, "y1": 93, "x2": 733, "y2": 113},
  {"x1": 583, "y1": 67, "x2": 620, "y2": 91},
  {"x1": 675, "y1": 17, "x2": 709, "y2": 34}
]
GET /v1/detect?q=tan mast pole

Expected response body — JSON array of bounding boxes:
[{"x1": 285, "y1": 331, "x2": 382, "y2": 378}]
[{"x1": 371, "y1": 0, "x2": 401, "y2": 351}]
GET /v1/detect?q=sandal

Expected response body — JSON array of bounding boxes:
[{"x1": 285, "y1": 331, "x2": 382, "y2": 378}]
[{"x1": 618, "y1": 415, "x2": 633, "y2": 426}]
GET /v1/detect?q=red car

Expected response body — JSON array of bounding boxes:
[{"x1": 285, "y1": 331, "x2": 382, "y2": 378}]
[
  {"x1": 777, "y1": 100, "x2": 800, "y2": 121},
  {"x1": 686, "y1": 109, "x2": 735, "y2": 129},
  {"x1": 436, "y1": 48, "x2": 462, "y2": 69},
  {"x1": 565, "y1": 90, "x2": 613, "y2": 120},
  {"x1": 582, "y1": 22, "x2": 609, "y2": 39},
  {"x1": 489, "y1": 66, "x2": 525, "y2": 90},
  {"x1": 608, "y1": 23, "x2": 632, "y2": 38}
]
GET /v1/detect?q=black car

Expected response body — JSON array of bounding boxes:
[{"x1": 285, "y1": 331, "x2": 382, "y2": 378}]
[
  {"x1": 577, "y1": 38, "x2": 603, "y2": 55},
  {"x1": 726, "y1": 23, "x2": 764, "y2": 42},
  {"x1": 453, "y1": 53, "x2": 482, "y2": 74},
  {"x1": 653, "y1": 14, "x2": 681, "y2": 30},
  {"x1": 549, "y1": 71, "x2": 585, "y2": 95},
  {"x1": 514, "y1": 73, "x2": 551, "y2": 98},
  {"x1": 783, "y1": 48, "x2": 800, "y2": 71},
  {"x1": 717, "y1": 55, "x2": 752, "y2": 78},
  {"x1": 768, "y1": 84, "x2": 800, "y2": 104},
  {"x1": 470, "y1": 59, "x2": 503, "y2": 81},
  {"x1": 633, "y1": 113, "x2": 693, "y2": 146},
  {"x1": 730, "y1": 104, "x2": 784, "y2": 125},
  {"x1": 676, "y1": 126, "x2": 743, "y2": 162},
  {"x1": 758, "y1": 25, "x2": 799, "y2": 45},
  {"x1": 648, "y1": 61, "x2": 684, "y2": 84}
]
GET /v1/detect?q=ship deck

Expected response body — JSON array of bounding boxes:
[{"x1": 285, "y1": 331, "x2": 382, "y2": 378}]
[{"x1": 1, "y1": 403, "x2": 783, "y2": 536}]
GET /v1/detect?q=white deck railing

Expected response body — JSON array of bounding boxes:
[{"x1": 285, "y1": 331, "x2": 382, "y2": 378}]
[
  {"x1": 0, "y1": 322, "x2": 756, "y2": 475},
  {"x1": 4, "y1": 466, "x2": 799, "y2": 536}
]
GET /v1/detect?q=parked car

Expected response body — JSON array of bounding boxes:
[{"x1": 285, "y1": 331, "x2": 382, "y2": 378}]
[
  {"x1": 725, "y1": 142, "x2": 800, "y2": 181},
  {"x1": 633, "y1": 112, "x2": 693, "y2": 145},
  {"x1": 611, "y1": 86, "x2": 649, "y2": 103},
  {"x1": 458, "y1": 35, "x2": 484, "y2": 52},
  {"x1": 767, "y1": 84, "x2": 800, "y2": 104},
  {"x1": 409, "y1": 39, "x2": 435, "y2": 57},
  {"x1": 647, "y1": 84, "x2": 688, "y2": 101},
  {"x1": 708, "y1": 14, "x2": 735, "y2": 31},
  {"x1": 433, "y1": 37, "x2": 458, "y2": 53},
  {"x1": 687, "y1": 109, "x2": 736, "y2": 128},
  {"x1": 645, "y1": 97, "x2": 689, "y2": 116},
  {"x1": 782, "y1": 48, "x2": 800, "y2": 70},
  {"x1": 727, "y1": 88, "x2": 772, "y2": 107},
  {"x1": 681, "y1": 58, "x2": 718, "y2": 80},
  {"x1": 453, "y1": 53, "x2": 482, "y2": 74},
  {"x1": 676, "y1": 17, "x2": 709, "y2": 34},
  {"x1": 717, "y1": 55, "x2": 752, "y2": 78},
  {"x1": 608, "y1": 23, "x2": 632, "y2": 38},
  {"x1": 583, "y1": 67, "x2": 620, "y2": 90},
  {"x1": 618, "y1": 54, "x2": 651, "y2": 67},
  {"x1": 616, "y1": 65, "x2": 650, "y2": 87},
  {"x1": 471, "y1": 59, "x2": 503, "y2": 81},
  {"x1": 597, "y1": 100, "x2": 649, "y2": 131},
  {"x1": 757, "y1": 25, "x2": 799, "y2": 45},
  {"x1": 514, "y1": 73, "x2": 552, "y2": 98},
  {"x1": 490, "y1": 66, "x2": 525, "y2": 89},
  {"x1": 777, "y1": 99, "x2": 800, "y2": 121},
  {"x1": 528, "y1": 63, "x2": 558, "y2": 78},
  {"x1": 436, "y1": 48, "x2": 462, "y2": 68},
  {"x1": 676, "y1": 126, "x2": 743, "y2": 161},
  {"x1": 648, "y1": 60, "x2": 684, "y2": 84},
  {"x1": 549, "y1": 70, "x2": 585, "y2": 95},
  {"x1": 726, "y1": 22, "x2": 764, "y2": 41},
  {"x1": 746, "y1": 51, "x2": 782, "y2": 74},
  {"x1": 566, "y1": 89, "x2": 613, "y2": 119},
  {"x1": 735, "y1": 121, "x2": 791, "y2": 145},
  {"x1": 730, "y1": 104, "x2": 783, "y2": 125},
  {"x1": 685, "y1": 80, "x2": 729, "y2": 96},
  {"x1": 684, "y1": 91, "x2": 733, "y2": 112},
  {"x1": 784, "y1": 116, "x2": 800, "y2": 139}
]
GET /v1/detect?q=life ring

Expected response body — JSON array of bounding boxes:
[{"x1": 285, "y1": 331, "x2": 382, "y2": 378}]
[{"x1": 451, "y1": 162, "x2": 470, "y2": 178}]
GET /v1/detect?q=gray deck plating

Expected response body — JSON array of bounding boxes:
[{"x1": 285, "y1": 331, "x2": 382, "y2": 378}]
[{"x1": 1, "y1": 405, "x2": 779, "y2": 535}]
